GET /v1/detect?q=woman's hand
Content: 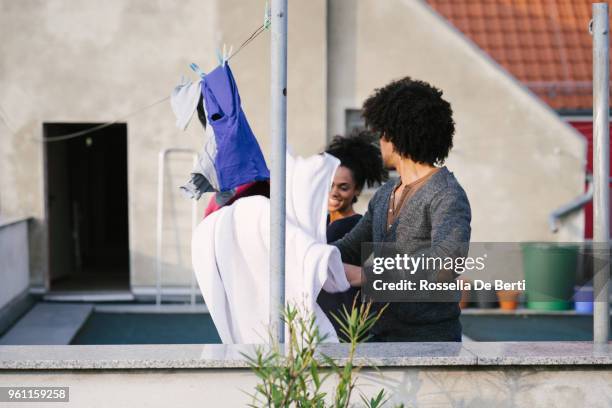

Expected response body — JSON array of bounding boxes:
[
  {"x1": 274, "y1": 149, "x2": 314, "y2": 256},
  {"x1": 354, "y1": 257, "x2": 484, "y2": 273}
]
[{"x1": 344, "y1": 263, "x2": 363, "y2": 286}]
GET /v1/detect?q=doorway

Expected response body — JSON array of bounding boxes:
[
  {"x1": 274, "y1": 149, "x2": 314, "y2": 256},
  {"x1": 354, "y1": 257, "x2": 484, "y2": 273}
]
[{"x1": 44, "y1": 123, "x2": 130, "y2": 292}]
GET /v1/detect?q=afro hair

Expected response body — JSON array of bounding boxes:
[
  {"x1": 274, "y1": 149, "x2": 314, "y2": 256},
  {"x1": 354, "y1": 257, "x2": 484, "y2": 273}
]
[
  {"x1": 362, "y1": 77, "x2": 455, "y2": 166},
  {"x1": 325, "y1": 129, "x2": 388, "y2": 191}
]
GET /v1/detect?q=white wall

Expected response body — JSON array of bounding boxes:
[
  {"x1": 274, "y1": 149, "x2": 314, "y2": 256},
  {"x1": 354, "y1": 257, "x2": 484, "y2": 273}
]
[
  {"x1": 0, "y1": 366, "x2": 609, "y2": 407},
  {"x1": 0, "y1": 219, "x2": 30, "y2": 310}
]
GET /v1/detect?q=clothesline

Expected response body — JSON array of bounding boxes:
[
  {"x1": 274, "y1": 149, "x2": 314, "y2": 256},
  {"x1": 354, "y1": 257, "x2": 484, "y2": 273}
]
[
  {"x1": 228, "y1": 23, "x2": 265, "y2": 61},
  {"x1": 0, "y1": 23, "x2": 267, "y2": 144},
  {"x1": 31, "y1": 96, "x2": 170, "y2": 143}
]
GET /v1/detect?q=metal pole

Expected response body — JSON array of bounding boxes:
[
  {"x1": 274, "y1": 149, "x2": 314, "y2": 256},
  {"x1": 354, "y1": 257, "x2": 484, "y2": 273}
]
[
  {"x1": 190, "y1": 155, "x2": 199, "y2": 308},
  {"x1": 592, "y1": 2, "x2": 610, "y2": 344},
  {"x1": 156, "y1": 151, "x2": 165, "y2": 308},
  {"x1": 270, "y1": 0, "x2": 288, "y2": 343},
  {"x1": 156, "y1": 148, "x2": 199, "y2": 308}
]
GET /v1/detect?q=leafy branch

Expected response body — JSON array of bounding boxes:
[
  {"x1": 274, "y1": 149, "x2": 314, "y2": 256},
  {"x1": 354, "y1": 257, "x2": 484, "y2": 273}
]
[{"x1": 241, "y1": 298, "x2": 402, "y2": 408}]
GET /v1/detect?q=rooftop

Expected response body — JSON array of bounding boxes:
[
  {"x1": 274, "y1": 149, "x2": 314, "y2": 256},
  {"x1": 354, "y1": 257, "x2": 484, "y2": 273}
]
[{"x1": 427, "y1": 0, "x2": 610, "y2": 111}]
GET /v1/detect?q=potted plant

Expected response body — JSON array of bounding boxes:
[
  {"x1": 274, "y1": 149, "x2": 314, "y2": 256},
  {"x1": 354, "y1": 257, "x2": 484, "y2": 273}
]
[{"x1": 497, "y1": 290, "x2": 520, "y2": 311}]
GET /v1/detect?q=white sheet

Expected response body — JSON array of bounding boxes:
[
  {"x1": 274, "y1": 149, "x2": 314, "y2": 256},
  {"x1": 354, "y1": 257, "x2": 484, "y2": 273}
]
[{"x1": 191, "y1": 152, "x2": 350, "y2": 344}]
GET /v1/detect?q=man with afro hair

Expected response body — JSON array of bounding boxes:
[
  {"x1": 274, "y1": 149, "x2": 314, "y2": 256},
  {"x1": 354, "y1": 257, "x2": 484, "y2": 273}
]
[{"x1": 332, "y1": 77, "x2": 472, "y2": 342}]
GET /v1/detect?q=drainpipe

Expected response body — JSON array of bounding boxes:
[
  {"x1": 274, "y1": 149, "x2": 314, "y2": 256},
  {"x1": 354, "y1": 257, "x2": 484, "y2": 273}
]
[
  {"x1": 548, "y1": 177, "x2": 594, "y2": 233},
  {"x1": 592, "y1": 3, "x2": 610, "y2": 345}
]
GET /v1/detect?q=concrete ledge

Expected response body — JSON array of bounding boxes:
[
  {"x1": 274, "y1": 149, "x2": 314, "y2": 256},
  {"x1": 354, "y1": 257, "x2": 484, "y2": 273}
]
[
  {"x1": 0, "y1": 342, "x2": 609, "y2": 370},
  {"x1": 461, "y1": 308, "x2": 612, "y2": 316},
  {"x1": 0, "y1": 342, "x2": 610, "y2": 407},
  {"x1": 462, "y1": 342, "x2": 612, "y2": 365},
  {"x1": 93, "y1": 304, "x2": 209, "y2": 314},
  {"x1": 0, "y1": 216, "x2": 31, "y2": 229}
]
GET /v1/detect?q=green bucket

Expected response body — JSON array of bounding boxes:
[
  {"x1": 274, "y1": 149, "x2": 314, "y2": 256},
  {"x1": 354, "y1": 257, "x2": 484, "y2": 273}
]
[{"x1": 521, "y1": 242, "x2": 579, "y2": 311}]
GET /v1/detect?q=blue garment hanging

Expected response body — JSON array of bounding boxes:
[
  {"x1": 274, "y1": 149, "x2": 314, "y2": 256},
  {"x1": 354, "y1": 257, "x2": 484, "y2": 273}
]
[{"x1": 201, "y1": 62, "x2": 270, "y2": 192}]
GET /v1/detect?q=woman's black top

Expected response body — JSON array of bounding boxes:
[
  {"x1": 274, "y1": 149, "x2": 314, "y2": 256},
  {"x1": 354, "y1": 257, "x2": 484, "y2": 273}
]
[
  {"x1": 317, "y1": 213, "x2": 362, "y2": 341},
  {"x1": 326, "y1": 214, "x2": 362, "y2": 243}
]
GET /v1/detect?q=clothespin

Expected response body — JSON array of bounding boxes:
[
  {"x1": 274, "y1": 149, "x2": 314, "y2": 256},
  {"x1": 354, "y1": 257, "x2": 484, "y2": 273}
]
[
  {"x1": 216, "y1": 43, "x2": 232, "y2": 66},
  {"x1": 215, "y1": 47, "x2": 223, "y2": 66},
  {"x1": 264, "y1": 1, "x2": 271, "y2": 30},
  {"x1": 225, "y1": 45, "x2": 233, "y2": 64},
  {"x1": 189, "y1": 63, "x2": 206, "y2": 78}
]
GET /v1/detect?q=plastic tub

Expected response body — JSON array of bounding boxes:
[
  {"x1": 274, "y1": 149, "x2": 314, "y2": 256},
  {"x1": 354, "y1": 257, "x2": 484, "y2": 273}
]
[
  {"x1": 574, "y1": 285, "x2": 594, "y2": 314},
  {"x1": 521, "y1": 242, "x2": 579, "y2": 311}
]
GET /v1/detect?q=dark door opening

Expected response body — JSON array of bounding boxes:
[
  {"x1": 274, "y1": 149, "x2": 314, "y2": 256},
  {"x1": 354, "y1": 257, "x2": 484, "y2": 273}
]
[{"x1": 45, "y1": 123, "x2": 130, "y2": 292}]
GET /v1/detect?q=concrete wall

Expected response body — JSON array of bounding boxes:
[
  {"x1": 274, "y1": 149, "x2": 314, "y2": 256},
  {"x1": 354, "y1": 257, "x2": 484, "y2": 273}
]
[
  {"x1": 327, "y1": 0, "x2": 586, "y2": 242},
  {"x1": 0, "y1": 366, "x2": 610, "y2": 407},
  {"x1": 0, "y1": 0, "x2": 326, "y2": 292},
  {"x1": 0, "y1": 219, "x2": 30, "y2": 310}
]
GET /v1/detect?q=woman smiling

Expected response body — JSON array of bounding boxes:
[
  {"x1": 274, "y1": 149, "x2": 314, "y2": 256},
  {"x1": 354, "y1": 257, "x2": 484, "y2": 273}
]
[
  {"x1": 318, "y1": 130, "x2": 388, "y2": 340},
  {"x1": 325, "y1": 130, "x2": 388, "y2": 242}
]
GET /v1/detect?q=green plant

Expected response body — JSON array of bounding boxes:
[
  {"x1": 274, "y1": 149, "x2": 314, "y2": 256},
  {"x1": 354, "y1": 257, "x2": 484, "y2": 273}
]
[{"x1": 242, "y1": 299, "x2": 403, "y2": 408}]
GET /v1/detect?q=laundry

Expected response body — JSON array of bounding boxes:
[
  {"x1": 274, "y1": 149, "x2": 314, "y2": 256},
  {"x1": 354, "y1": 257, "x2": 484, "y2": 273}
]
[
  {"x1": 179, "y1": 94, "x2": 222, "y2": 199},
  {"x1": 200, "y1": 62, "x2": 269, "y2": 192},
  {"x1": 204, "y1": 180, "x2": 270, "y2": 218},
  {"x1": 174, "y1": 62, "x2": 270, "y2": 200},
  {"x1": 170, "y1": 77, "x2": 202, "y2": 131},
  {"x1": 191, "y1": 152, "x2": 350, "y2": 344}
]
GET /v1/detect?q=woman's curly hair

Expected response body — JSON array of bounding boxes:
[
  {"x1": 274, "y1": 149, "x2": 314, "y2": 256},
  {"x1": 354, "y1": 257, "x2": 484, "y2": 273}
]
[
  {"x1": 362, "y1": 77, "x2": 455, "y2": 166},
  {"x1": 325, "y1": 130, "x2": 388, "y2": 191}
]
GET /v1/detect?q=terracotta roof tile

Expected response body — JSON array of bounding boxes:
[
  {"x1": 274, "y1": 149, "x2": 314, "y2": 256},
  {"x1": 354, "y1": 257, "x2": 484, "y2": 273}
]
[
  {"x1": 506, "y1": 46, "x2": 521, "y2": 63},
  {"x1": 427, "y1": 0, "x2": 611, "y2": 111}
]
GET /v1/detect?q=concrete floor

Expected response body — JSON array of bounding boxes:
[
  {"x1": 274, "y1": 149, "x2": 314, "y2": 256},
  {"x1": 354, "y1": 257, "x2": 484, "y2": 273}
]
[
  {"x1": 0, "y1": 302, "x2": 93, "y2": 345},
  {"x1": 0, "y1": 301, "x2": 216, "y2": 345},
  {"x1": 1, "y1": 301, "x2": 608, "y2": 345}
]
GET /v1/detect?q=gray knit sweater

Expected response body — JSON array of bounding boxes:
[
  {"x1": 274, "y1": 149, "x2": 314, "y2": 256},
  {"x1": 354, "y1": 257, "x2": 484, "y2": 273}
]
[{"x1": 332, "y1": 166, "x2": 472, "y2": 342}]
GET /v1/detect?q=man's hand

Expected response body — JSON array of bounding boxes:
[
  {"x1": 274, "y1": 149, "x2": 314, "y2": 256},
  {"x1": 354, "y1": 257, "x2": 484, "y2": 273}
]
[{"x1": 344, "y1": 263, "x2": 363, "y2": 286}]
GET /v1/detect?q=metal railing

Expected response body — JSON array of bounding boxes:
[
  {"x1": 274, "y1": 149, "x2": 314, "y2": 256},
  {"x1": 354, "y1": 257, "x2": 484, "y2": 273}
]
[
  {"x1": 156, "y1": 148, "x2": 199, "y2": 308},
  {"x1": 548, "y1": 177, "x2": 595, "y2": 233}
]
